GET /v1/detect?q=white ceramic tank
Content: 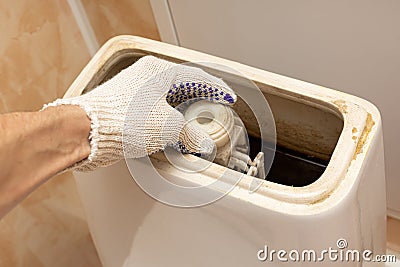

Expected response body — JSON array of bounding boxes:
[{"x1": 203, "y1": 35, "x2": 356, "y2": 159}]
[{"x1": 65, "y1": 36, "x2": 386, "y2": 266}]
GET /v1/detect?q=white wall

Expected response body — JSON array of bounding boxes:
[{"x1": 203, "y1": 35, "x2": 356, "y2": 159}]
[{"x1": 152, "y1": 0, "x2": 400, "y2": 217}]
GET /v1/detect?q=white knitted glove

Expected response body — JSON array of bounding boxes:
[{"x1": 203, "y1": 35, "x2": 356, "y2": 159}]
[{"x1": 44, "y1": 56, "x2": 236, "y2": 171}]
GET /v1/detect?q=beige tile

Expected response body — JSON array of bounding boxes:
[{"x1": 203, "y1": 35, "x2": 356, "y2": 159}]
[
  {"x1": 0, "y1": 172, "x2": 101, "y2": 267},
  {"x1": 388, "y1": 216, "x2": 400, "y2": 252},
  {"x1": 0, "y1": 1, "x2": 101, "y2": 266},
  {"x1": 0, "y1": 0, "x2": 90, "y2": 113},
  {"x1": 82, "y1": 0, "x2": 160, "y2": 45}
]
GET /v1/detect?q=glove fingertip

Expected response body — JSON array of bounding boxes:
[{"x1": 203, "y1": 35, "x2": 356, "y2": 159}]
[{"x1": 178, "y1": 123, "x2": 216, "y2": 158}]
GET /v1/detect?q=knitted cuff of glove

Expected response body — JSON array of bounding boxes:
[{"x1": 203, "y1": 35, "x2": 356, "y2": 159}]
[{"x1": 42, "y1": 99, "x2": 99, "y2": 165}]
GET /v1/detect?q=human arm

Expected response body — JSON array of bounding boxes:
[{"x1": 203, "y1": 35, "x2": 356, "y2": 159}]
[
  {"x1": 0, "y1": 56, "x2": 236, "y2": 218},
  {"x1": 0, "y1": 105, "x2": 90, "y2": 218}
]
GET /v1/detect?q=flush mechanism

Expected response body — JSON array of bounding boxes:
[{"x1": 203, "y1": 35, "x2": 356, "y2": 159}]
[
  {"x1": 181, "y1": 100, "x2": 265, "y2": 179},
  {"x1": 80, "y1": 49, "x2": 341, "y2": 187}
]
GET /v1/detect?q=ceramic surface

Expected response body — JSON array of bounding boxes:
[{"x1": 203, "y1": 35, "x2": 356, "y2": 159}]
[{"x1": 71, "y1": 36, "x2": 387, "y2": 267}]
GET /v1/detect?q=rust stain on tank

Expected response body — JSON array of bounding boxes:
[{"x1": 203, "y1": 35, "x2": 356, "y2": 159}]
[
  {"x1": 312, "y1": 114, "x2": 375, "y2": 205},
  {"x1": 333, "y1": 99, "x2": 348, "y2": 114},
  {"x1": 310, "y1": 192, "x2": 332, "y2": 205},
  {"x1": 352, "y1": 113, "x2": 375, "y2": 160},
  {"x1": 352, "y1": 127, "x2": 358, "y2": 141}
]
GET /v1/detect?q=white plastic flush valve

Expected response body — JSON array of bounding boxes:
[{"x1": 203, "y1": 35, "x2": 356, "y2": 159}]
[{"x1": 181, "y1": 100, "x2": 265, "y2": 179}]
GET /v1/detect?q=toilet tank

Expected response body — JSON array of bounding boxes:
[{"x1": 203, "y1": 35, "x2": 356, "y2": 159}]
[{"x1": 65, "y1": 36, "x2": 386, "y2": 266}]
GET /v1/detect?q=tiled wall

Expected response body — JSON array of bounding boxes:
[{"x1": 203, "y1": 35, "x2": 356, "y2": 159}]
[
  {"x1": 82, "y1": 0, "x2": 160, "y2": 45},
  {"x1": 388, "y1": 217, "x2": 400, "y2": 252},
  {"x1": 0, "y1": 0, "x2": 159, "y2": 266},
  {"x1": 0, "y1": 1, "x2": 91, "y2": 113}
]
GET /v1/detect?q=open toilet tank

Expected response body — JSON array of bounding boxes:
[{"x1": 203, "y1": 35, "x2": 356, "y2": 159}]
[{"x1": 65, "y1": 36, "x2": 386, "y2": 266}]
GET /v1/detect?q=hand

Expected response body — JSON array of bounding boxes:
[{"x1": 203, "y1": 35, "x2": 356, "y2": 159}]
[{"x1": 44, "y1": 56, "x2": 236, "y2": 171}]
